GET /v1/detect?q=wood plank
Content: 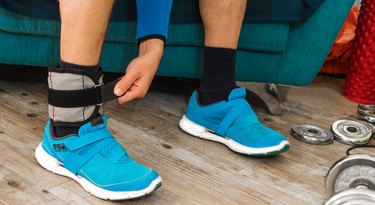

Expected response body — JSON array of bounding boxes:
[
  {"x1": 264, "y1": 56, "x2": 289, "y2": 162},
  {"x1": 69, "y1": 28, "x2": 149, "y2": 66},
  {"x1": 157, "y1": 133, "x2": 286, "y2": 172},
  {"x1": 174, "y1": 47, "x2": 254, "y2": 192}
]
[
  {"x1": 0, "y1": 67, "x2": 372, "y2": 205},
  {"x1": 0, "y1": 143, "x2": 68, "y2": 205},
  {"x1": 0, "y1": 129, "x2": 69, "y2": 189}
]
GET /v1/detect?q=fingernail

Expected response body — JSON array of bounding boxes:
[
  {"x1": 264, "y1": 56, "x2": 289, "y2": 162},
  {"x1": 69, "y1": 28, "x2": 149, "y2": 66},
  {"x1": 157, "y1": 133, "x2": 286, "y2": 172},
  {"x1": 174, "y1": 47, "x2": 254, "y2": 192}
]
[{"x1": 114, "y1": 88, "x2": 122, "y2": 96}]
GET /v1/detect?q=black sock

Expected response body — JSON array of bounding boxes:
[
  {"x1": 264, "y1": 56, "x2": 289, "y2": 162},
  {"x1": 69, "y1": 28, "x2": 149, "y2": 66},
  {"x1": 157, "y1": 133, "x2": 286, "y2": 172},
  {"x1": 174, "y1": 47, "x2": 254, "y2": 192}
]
[
  {"x1": 54, "y1": 60, "x2": 100, "y2": 138},
  {"x1": 198, "y1": 47, "x2": 237, "y2": 105},
  {"x1": 60, "y1": 59, "x2": 100, "y2": 73}
]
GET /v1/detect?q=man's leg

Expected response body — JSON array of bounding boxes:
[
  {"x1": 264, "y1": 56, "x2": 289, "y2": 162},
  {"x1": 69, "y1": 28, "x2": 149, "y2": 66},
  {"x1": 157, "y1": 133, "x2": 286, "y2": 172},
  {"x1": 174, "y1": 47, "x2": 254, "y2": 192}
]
[
  {"x1": 35, "y1": 0, "x2": 162, "y2": 200},
  {"x1": 60, "y1": 0, "x2": 113, "y2": 66},
  {"x1": 54, "y1": 0, "x2": 114, "y2": 137},
  {"x1": 200, "y1": 0, "x2": 246, "y2": 49},
  {"x1": 198, "y1": 0, "x2": 246, "y2": 105},
  {"x1": 179, "y1": 0, "x2": 289, "y2": 156}
]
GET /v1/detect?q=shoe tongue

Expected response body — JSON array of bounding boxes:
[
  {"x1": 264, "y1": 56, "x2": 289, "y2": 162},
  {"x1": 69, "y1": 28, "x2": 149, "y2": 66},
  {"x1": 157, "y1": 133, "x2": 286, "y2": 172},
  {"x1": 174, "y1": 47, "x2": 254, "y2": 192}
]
[
  {"x1": 228, "y1": 87, "x2": 247, "y2": 101},
  {"x1": 78, "y1": 116, "x2": 108, "y2": 136}
]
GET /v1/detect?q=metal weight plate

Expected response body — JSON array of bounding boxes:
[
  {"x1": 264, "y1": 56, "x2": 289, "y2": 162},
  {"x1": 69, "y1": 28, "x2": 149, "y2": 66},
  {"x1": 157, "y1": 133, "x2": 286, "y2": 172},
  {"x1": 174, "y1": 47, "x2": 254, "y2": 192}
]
[
  {"x1": 331, "y1": 120, "x2": 373, "y2": 145},
  {"x1": 369, "y1": 123, "x2": 375, "y2": 133},
  {"x1": 358, "y1": 109, "x2": 375, "y2": 123},
  {"x1": 324, "y1": 188, "x2": 375, "y2": 205},
  {"x1": 325, "y1": 154, "x2": 375, "y2": 197},
  {"x1": 358, "y1": 104, "x2": 375, "y2": 111},
  {"x1": 291, "y1": 125, "x2": 333, "y2": 145}
]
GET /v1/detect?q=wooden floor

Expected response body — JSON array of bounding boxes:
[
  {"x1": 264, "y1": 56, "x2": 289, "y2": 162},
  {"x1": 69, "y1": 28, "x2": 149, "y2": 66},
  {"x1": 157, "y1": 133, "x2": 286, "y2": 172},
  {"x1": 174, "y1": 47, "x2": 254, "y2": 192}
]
[{"x1": 0, "y1": 66, "x2": 373, "y2": 205}]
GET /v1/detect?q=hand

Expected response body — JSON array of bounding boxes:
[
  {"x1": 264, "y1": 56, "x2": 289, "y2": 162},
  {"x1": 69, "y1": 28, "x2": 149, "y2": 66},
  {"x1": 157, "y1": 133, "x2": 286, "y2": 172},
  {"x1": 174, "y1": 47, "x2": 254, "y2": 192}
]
[{"x1": 114, "y1": 38, "x2": 164, "y2": 104}]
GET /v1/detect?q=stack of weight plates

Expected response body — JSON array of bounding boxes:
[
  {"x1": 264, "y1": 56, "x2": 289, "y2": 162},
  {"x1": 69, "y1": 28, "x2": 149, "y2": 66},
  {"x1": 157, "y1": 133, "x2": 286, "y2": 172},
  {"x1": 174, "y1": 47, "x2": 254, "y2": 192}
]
[{"x1": 358, "y1": 104, "x2": 375, "y2": 124}]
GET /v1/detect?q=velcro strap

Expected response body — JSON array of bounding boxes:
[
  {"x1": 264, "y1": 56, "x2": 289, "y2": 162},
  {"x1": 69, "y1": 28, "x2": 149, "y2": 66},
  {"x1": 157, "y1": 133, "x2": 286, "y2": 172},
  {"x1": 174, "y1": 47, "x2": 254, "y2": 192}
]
[
  {"x1": 64, "y1": 137, "x2": 114, "y2": 174},
  {"x1": 48, "y1": 79, "x2": 124, "y2": 108},
  {"x1": 48, "y1": 87, "x2": 101, "y2": 107},
  {"x1": 215, "y1": 99, "x2": 249, "y2": 136},
  {"x1": 64, "y1": 129, "x2": 113, "y2": 151},
  {"x1": 100, "y1": 80, "x2": 122, "y2": 103}
]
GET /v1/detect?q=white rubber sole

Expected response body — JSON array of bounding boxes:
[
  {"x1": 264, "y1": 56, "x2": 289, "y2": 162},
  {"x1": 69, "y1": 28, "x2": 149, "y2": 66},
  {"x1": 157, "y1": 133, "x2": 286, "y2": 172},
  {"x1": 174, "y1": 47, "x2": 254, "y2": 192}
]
[
  {"x1": 179, "y1": 115, "x2": 289, "y2": 156},
  {"x1": 35, "y1": 143, "x2": 162, "y2": 200}
]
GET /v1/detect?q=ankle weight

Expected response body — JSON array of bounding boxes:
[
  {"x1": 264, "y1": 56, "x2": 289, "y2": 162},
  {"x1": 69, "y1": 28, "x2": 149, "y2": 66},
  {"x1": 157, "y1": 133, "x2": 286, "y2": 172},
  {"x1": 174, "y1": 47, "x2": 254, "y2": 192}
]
[{"x1": 48, "y1": 67, "x2": 121, "y2": 126}]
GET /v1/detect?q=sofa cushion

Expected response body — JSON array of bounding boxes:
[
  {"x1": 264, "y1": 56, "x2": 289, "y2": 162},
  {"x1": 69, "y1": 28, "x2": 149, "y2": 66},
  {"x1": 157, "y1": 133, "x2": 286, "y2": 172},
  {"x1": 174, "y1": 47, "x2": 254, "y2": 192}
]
[{"x1": 0, "y1": 7, "x2": 290, "y2": 53}]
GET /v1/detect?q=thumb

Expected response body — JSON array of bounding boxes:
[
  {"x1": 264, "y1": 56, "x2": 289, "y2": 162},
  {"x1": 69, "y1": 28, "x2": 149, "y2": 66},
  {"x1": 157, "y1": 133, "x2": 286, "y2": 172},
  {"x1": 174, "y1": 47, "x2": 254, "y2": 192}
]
[{"x1": 114, "y1": 71, "x2": 138, "y2": 96}]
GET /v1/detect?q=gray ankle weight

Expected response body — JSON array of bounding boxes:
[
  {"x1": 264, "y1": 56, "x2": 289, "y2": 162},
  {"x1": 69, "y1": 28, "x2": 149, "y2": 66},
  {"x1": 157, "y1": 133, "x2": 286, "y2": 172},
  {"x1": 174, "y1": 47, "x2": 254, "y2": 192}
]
[{"x1": 47, "y1": 67, "x2": 122, "y2": 126}]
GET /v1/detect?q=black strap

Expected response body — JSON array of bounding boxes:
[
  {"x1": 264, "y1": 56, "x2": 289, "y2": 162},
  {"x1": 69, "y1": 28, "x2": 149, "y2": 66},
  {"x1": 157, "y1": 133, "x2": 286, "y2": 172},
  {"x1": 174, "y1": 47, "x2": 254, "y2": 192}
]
[
  {"x1": 346, "y1": 145, "x2": 375, "y2": 156},
  {"x1": 100, "y1": 80, "x2": 122, "y2": 103},
  {"x1": 48, "y1": 80, "x2": 124, "y2": 108}
]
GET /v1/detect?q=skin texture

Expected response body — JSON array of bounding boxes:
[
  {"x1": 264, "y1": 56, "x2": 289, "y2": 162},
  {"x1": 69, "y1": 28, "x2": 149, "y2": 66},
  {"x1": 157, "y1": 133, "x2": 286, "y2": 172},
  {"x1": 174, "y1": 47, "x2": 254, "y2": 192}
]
[
  {"x1": 114, "y1": 39, "x2": 164, "y2": 104},
  {"x1": 200, "y1": 0, "x2": 247, "y2": 49},
  {"x1": 59, "y1": 0, "x2": 247, "y2": 104},
  {"x1": 59, "y1": 0, "x2": 164, "y2": 104},
  {"x1": 60, "y1": 0, "x2": 115, "y2": 66}
]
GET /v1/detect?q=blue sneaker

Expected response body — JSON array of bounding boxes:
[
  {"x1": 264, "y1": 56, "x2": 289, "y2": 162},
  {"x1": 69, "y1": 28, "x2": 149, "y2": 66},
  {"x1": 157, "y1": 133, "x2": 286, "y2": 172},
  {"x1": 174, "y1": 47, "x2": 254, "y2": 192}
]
[
  {"x1": 35, "y1": 116, "x2": 161, "y2": 200},
  {"x1": 179, "y1": 88, "x2": 289, "y2": 156}
]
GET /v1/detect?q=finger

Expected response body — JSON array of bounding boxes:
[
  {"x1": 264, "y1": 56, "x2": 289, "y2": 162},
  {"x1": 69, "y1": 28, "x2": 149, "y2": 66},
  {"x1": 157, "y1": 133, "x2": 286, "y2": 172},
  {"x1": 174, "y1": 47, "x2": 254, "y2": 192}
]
[
  {"x1": 117, "y1": 85, "x2": 143, "y2": 104},
  {"x1": 113, "y1": 70, "x2": 138, "y2": 96}
]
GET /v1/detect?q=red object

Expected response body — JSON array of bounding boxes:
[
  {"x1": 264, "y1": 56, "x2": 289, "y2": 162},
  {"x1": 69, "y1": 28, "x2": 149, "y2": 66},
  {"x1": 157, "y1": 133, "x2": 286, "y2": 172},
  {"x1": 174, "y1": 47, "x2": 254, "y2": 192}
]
[
  {"x1": 344, "y1": 0, "x2": 375, "y2": 104},
  {"x1": 321, "y1": 7, "x2": 359, "y2": 74}
]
